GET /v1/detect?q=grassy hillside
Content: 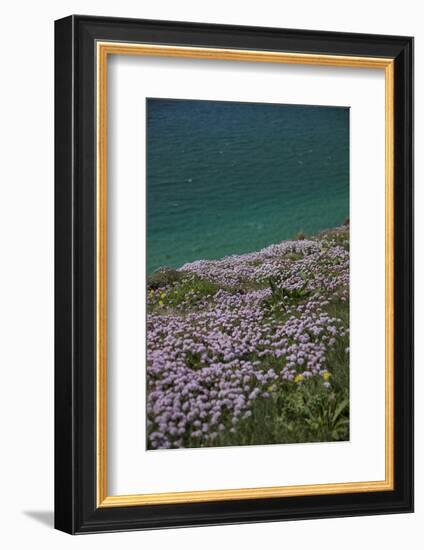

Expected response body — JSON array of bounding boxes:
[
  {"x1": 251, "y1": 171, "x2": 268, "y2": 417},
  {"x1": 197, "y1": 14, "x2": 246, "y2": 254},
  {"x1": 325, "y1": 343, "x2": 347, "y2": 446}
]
[{"x1": 146, "y1": 225, "x2": 350, "y2": 450}]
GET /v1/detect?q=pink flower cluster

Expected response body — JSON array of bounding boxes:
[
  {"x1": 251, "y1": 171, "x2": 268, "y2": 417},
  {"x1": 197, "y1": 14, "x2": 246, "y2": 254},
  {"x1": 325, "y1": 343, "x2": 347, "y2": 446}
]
[{"x1": 147, "y1": 229, "x2": 349, "y2": 449}]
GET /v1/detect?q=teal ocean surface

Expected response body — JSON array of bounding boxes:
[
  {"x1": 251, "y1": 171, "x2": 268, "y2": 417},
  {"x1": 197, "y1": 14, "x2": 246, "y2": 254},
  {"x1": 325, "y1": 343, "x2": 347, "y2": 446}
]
[{"x1": 146, "y1": 98, "x2": 349, "y2": 274}]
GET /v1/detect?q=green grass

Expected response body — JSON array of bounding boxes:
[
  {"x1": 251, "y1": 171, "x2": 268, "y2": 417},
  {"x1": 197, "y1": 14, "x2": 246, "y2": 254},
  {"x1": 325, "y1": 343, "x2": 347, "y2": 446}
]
[
  {"x1": 148, "y1": 273, "x2": 221, "y2": 312},
  {"x1": 211, "y1": 378, "x2": 349, "y2": 447}
]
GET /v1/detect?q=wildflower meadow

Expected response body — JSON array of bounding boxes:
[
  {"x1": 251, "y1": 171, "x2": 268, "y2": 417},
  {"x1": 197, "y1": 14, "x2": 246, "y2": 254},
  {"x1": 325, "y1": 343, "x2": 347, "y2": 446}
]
[{"x1": 146, "y1": 225, "x2": 350, "y2": 450}]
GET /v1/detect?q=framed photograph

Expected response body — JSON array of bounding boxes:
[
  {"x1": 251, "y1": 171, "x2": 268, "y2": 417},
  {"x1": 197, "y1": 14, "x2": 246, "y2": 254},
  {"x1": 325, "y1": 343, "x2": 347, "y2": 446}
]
[{"x1": 54, "y1": 15, "x2": 413, "y2": 534}]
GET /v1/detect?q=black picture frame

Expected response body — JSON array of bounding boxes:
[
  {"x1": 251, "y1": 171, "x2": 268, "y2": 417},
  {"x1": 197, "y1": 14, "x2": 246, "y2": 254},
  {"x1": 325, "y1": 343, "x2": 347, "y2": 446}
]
[{"x1": 55, "y1": 14, "x2": 414, "y2": 534}]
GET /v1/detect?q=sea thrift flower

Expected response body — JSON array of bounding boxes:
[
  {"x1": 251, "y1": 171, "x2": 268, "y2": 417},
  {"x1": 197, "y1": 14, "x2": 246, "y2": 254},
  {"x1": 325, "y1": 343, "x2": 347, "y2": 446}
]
[{"x1": 146, "y1": 226, "x2": 349, "y2": 449}]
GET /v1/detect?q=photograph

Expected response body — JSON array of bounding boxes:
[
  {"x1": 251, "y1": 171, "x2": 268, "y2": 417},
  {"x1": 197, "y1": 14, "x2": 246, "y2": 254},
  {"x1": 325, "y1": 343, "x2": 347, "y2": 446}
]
[{"x1": 146, "y1": 98, "x2": 350, "y2": 450}]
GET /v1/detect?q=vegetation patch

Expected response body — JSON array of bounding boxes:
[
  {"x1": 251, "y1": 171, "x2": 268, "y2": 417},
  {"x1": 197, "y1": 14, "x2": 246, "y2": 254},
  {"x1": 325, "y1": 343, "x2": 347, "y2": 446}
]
[{"x1": 147, "y1": 225, "x2": 350, "y2": 449}]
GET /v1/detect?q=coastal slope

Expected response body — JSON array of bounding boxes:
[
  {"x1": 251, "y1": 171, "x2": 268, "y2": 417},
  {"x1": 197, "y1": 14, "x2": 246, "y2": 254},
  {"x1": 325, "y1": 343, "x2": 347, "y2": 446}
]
[{"x1": 146, "y1": 225, "x2": 350, "y2": 450}]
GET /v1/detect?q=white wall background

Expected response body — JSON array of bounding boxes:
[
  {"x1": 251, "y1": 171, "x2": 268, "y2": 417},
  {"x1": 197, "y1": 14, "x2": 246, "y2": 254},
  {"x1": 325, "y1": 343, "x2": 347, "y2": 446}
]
[{"x1": 0, "y1": 0, "x2": 420, "y2": 547}]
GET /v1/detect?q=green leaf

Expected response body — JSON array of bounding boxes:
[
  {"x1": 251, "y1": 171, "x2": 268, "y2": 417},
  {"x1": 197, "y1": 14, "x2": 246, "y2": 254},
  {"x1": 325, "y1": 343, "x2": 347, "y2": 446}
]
[{"x1": 332, "y1": 398, "x2": 349, "y2": 424}]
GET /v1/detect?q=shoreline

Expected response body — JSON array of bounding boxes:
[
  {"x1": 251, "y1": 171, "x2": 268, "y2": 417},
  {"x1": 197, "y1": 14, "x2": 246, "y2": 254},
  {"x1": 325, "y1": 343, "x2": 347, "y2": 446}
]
[{"x1": 148, "y1": 221, "x2": 349, "y2": 286}]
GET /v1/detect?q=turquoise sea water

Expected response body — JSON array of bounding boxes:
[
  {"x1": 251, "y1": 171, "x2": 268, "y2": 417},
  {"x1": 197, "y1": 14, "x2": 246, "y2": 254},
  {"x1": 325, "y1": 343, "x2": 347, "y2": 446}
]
[{"x1": 146, "y1": 98, "x2": 349, "y2": 274}]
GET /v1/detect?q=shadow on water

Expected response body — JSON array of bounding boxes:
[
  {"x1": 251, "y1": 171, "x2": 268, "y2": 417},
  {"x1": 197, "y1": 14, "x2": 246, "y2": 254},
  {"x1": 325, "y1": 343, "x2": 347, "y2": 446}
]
[{"x1": 23, "y1": 510, "x2": 54, "y2": 528}]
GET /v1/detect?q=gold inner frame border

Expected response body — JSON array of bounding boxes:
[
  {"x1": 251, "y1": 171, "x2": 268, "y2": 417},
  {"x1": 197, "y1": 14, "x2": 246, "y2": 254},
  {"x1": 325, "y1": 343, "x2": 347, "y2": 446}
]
[{"x1": 96, "y1": 42, "x2": 395, "y2": 508}]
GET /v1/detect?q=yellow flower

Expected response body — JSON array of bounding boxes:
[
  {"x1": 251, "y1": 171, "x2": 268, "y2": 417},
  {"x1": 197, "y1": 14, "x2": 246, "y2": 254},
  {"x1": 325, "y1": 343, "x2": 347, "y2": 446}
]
[
  {"x1": 158, "y1": 300, "x2": 164, "y2": 307},
  {"x1": 322, "y1": 371, "x2": 331, "y2": 381},
  {"x1": 294, "y1": 374, "x2": 304, "y2": 383}
]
